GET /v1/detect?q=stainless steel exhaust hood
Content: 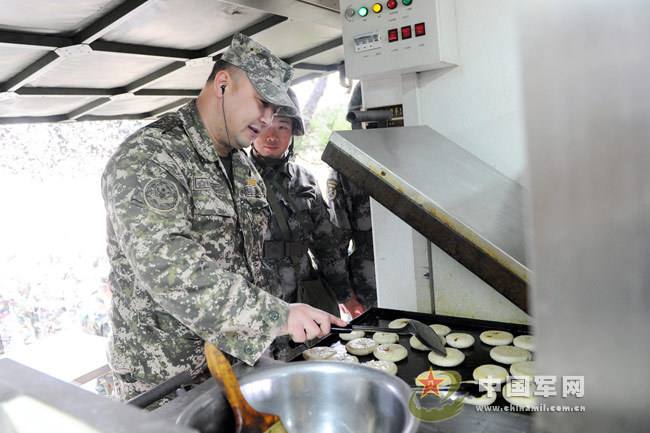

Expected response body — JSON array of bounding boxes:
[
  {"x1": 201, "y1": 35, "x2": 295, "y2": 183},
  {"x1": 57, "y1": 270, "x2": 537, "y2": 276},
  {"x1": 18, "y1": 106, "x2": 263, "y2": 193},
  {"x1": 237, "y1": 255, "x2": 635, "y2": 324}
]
[{"x1": 322, "y1": 125, "x2": 529, "y2": 312}]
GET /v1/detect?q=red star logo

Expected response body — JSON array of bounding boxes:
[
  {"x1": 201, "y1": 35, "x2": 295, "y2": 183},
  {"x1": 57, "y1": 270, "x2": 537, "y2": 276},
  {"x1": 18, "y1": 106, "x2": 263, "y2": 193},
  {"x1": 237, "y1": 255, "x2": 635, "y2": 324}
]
[{"x1": 416, "y1": 368, "x2": 446, "y2": 398}]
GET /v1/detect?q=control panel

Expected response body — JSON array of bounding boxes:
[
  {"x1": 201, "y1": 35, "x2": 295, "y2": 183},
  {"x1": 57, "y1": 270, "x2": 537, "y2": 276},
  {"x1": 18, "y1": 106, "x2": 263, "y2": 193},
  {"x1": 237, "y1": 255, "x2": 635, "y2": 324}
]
[{"x1": 341, "y1": 0, "x2": 458, "y2": 79}]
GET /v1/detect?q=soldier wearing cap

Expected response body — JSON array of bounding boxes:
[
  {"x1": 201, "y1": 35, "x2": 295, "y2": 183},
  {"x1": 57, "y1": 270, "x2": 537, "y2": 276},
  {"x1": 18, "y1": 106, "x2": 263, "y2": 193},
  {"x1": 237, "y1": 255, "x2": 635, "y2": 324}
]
[
  {"x1": 250, "y1": 89, "x2": 353, "y2": 329},
  {"x1": 102, "y1": 33, "x2": 346, "y2": 400}
]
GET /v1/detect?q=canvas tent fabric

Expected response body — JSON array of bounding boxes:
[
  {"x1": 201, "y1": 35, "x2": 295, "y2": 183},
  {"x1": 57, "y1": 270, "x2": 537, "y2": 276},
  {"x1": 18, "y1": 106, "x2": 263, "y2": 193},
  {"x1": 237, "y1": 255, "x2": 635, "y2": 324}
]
[{"x1": 0, "y1": 0, "x2": 343, "y2": 124}]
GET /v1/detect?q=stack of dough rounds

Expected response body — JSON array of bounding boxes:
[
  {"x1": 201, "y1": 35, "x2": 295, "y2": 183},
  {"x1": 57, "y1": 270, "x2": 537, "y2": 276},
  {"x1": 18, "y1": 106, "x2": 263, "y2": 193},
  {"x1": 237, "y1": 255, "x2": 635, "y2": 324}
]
[
  {"x1": 479, "y1": 330, "x2": 514, "y2": 346},
  {"x1": 414, "y1": 370, "x2": 456, "y2": 387},
  {"x1": 428, "y1": 347, "x2": 465, "y2": 367},
  {"x1": 302, "y1": 347, "x2": 337, "y2": 360},
  {"x1": 409, "y1": 336, "x2": 430, "y2": 351},
  {"x1": 373, "y1": 332, "x2": 399, "y2": 344},
  {"x1": 363, "y1": 360, "x2": 398, "y2": 376},
  {"x1": 445, "y1": 332, "x2": 475, "y2": 349},
  {"x1": 339, "y1": 330, "x2": 365, "y2": 341},
  {"x1": 510, "y1": 360, "x2": 535, "y2": 378},
  {"x1": 503, "y1": 381, "x2": 536, "y2": 409},
  {"x1": 461, "y1": 381, "x2": 498, "y2": 407},
  {"x1": 388, "y1": 318, "x2": 410, "y2": 329},
  {"x1": 346, "y1": 338, "x2": 378, "y2": 356},
  {"x1": 329, "y1": 352, "x2": 359, "y2": 363},
  {"x1": 490, "y1": 346, "x2": 532, "y2": 364},
  {"x1": 374, "y1": 343, "x2": 408, "y2": 362},
  {"x1": 513, "y1": 335, "x2": 534, "y2": 351},
  {"x1": 430, "y1": 324, "x2": 451, "y2": 336},
  {"x1": 472, "y1": 364, "x2": 509, "y2": 384}
]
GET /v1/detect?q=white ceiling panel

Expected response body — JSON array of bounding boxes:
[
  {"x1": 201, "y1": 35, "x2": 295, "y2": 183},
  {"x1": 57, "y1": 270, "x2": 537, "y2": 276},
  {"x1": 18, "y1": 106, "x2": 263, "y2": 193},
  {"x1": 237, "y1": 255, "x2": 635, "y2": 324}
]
[
  {"x1": 0, "y1": 46, "x2": 50, "y2": 82},
  {"x1": 102, "y1": 0, "x2": 267, "y2": 50},
  {"x1": 0, "y1": 0, "x2": 123, "y2": 34},
  {"x1": 253, "y1": 18, "x2": 341, "y2": 59},
  {"x1": 90, "y1": 96, "x2": 185, "y2": 115},
  {"x1": 0, "y1": 96, "x2": 95, "y2": 117},
  {"x1": 142, "y1": 62, "x2": 213, "y2": 90},
  {"x1": 28, "y1": 53, "x2": 175, "y2": 88}
]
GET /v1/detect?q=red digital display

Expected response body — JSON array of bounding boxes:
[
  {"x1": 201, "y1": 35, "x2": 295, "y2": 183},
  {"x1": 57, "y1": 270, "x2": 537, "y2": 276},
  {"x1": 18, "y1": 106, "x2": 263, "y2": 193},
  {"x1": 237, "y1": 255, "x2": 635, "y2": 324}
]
[
  {"x1": 415, "y1": 22, "x2": 426, "y2": 36},
  {"x1": 401, "y1": 25, "x2": 412, "y2": 40},
  {"x1": 388, "y1": 28, "x2": 399, "y2": 42}
]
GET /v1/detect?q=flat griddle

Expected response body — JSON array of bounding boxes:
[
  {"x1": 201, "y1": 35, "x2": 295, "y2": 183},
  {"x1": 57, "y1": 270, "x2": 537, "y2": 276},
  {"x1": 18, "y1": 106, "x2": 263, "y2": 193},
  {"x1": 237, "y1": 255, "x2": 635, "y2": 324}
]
[{"x1": 288, "y1": 307, "x2": 532, "y2": 411}]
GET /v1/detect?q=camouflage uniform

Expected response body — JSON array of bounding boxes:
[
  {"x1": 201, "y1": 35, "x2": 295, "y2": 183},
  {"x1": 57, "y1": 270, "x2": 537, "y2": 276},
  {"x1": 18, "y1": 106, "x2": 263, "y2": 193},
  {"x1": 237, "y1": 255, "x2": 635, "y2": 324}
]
[
  {"x1": 326, "y1": 170, "x2": 377, "y2": 308},
  {"x1": 251, "y1": 153, "x2": 352, "y2": 306},
  {"x1": 102, "y1": 33, "x2": 296, "y2": 400}
]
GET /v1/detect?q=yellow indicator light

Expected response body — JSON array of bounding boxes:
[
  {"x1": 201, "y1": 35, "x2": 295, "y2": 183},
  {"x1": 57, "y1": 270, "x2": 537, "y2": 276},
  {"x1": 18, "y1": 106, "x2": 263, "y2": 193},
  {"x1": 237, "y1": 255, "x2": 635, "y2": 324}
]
[{"x1": 372, "y1": 3, "x2": 383, "y2": 13}]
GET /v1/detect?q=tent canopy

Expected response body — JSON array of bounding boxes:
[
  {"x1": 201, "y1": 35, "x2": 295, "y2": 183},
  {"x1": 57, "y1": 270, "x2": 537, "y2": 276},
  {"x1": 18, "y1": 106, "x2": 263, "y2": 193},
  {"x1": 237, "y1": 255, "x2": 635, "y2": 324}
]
[{"x1": 0, "y1": 0, "x2": 343, "y2": 124}]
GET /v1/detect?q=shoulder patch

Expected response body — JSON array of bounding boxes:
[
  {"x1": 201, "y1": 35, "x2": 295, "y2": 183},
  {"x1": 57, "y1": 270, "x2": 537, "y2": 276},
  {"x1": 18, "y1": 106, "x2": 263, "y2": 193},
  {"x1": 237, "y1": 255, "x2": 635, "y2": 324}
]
[
  {"x1": 326, "y1": 179, "x2": 338, "y2": 201},
  {"x1": 143, "y1": 178, "x2": 180, "y2": 212}
]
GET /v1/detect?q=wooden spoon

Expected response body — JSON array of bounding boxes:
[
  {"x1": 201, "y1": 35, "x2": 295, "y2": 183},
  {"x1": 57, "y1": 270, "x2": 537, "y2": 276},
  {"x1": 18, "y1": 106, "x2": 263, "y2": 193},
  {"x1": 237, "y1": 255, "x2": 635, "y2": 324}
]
[{"x1": 204, "y1": 342, "x2": 288, "y2": 433}]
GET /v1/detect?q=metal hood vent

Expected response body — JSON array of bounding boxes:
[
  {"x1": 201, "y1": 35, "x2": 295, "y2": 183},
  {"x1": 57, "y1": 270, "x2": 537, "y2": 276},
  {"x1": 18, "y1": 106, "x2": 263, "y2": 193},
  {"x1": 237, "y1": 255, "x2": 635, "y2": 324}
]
[{"x1": 322, "y1": 126, "x2": 529, "y2": 312}]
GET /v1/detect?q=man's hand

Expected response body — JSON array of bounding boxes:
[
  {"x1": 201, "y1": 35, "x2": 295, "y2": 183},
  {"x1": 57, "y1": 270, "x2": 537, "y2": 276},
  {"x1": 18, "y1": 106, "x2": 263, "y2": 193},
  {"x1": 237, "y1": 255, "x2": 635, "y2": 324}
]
[
  {"x1": 279, "y1": 303, "x2": 348, "y2": 343},
  {"x1": 343, "y1": 294, "x2": 365, "y2": 319}
]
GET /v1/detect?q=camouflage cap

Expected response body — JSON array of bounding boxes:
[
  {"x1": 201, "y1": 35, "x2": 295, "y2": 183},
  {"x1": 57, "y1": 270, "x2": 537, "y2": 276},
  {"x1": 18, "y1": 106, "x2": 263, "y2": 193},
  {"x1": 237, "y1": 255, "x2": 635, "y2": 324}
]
[
  {"x1": 275, "y1": 88, "x2": 305, "y2": 136},
  {"x1": 222, "y1": 33, "x2": 297, "y2": 115}
]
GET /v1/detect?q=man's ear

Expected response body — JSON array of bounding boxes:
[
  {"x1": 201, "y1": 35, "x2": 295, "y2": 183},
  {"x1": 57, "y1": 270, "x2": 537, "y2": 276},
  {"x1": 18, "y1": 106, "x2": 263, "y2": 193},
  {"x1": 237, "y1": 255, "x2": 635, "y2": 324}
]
[{"x1": 213, "y1": 70, "x2": 230, "y2": 97}]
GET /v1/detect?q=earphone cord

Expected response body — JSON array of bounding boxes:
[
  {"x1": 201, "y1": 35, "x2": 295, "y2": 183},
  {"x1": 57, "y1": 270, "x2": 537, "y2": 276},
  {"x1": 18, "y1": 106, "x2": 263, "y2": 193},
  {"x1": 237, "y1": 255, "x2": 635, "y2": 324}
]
[{"x1": 221, "y1": 87, "x2": 232, "y2": 151}]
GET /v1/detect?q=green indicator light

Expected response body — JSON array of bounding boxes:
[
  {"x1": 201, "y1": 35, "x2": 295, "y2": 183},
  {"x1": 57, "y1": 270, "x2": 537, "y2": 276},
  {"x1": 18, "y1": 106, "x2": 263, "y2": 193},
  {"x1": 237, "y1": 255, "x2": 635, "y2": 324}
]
[
  {"x1": 358, "y1": 6, "x2": 369, "y2": 17},
  {"x1": 402, "y1": 0, "x2": 413, "y2": 5}
]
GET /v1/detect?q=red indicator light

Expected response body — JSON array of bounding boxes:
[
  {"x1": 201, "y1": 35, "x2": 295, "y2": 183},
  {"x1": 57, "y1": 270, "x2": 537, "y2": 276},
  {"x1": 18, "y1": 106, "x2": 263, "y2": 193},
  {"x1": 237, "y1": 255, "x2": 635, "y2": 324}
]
[
  {"x1": 415, "y1": 22, "x2": 426, "y2": 36},
  {"x1": 388, "y1": 28, "x2": 399, "y2": 42},
  {"x1": 401, "y1": 25, "x2": 412, "y2": 39},
  {"x1": 387, "y1": 0, "x2": 398, "y2": 9}
]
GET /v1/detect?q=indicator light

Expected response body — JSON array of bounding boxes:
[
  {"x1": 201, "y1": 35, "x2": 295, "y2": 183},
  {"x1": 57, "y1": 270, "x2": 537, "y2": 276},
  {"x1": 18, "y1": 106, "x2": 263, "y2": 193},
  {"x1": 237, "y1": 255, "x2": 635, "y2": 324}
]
[
  {"x1": 358, "y1": 6, "x2": 369, "y2": 17},
  {"x1": 387, "y1": 0, "x2": 398, "y2": 9},
  {"x1": 414, "y1": 22, "x2": 426, "y2": 36},
  {"x1": 388, "y1": 28, "x2": 399, "y2": 42},
  {"x1": 372, "y1": 3, "x2": 383, "y2": 13},
  {"x1": 402, "y1": 0, "x2": 413, "y2": 6},
  {"x1": 401, "y1": 25, "x2": 412, "y2": 39}
]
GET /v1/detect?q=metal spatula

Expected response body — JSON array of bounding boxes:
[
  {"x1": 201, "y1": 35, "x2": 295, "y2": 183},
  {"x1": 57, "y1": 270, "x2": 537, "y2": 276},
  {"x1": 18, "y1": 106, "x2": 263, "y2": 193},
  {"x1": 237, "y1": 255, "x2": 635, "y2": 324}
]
[
  {"x1": 331, "y1": 319, "x2": 447, "y2": 356},
  {"x1": 204, "y1": 343, "x2": 288, "y2": 433}
]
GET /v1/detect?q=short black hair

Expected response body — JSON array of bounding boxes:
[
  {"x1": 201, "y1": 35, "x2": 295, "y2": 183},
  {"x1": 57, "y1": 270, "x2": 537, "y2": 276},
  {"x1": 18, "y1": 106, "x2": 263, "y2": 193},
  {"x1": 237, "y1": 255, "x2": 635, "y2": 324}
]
[{"x1": 206, "y1": 59, "x2": 235, "y2": 82}]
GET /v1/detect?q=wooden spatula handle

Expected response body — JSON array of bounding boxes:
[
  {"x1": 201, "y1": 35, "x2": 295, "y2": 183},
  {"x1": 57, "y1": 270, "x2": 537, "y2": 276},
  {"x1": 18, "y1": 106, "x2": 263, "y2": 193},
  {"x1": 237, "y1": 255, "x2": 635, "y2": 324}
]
[{"x1": 204, "y1": 342, "x2": 281, "y2": 432}]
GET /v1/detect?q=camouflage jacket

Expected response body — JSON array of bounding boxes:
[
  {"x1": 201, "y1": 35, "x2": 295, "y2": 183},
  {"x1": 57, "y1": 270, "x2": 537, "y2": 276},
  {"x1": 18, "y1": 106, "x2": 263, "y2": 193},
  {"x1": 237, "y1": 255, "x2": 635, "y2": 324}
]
[
  {"x1": 252, "y1": 154, "x2": 353, "y2": 304},
  {"x1": 102, "y1": 101, "x2": 288, "y2": 396},
  {"x1": 326, "y1": 170, "x2": 377, "y2": 307}
]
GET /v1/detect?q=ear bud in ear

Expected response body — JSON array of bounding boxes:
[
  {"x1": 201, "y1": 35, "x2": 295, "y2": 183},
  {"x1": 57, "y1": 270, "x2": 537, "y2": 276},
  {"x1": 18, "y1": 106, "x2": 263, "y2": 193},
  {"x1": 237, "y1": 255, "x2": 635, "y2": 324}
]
[{"x1": 220, "y1": 85, "x2": 226, "y2": 94}]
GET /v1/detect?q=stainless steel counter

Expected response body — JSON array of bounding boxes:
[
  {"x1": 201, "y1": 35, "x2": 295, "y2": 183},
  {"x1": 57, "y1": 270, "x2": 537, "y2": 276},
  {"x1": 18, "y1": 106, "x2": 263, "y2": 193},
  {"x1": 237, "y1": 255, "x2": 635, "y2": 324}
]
[
  {"x1": 0, "y1": 359, "x2": 194, "y2": 433},
  {"x1": 323, "y1": 126, "x2": 529, "y2": 311}
]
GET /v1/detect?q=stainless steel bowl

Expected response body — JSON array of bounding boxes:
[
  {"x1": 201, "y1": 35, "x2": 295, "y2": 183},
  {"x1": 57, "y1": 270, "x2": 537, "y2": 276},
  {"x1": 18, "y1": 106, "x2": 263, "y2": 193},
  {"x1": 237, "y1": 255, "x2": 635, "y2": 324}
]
[{"x1": 177, "y1": 361, "x2": 418, "y2": 433}]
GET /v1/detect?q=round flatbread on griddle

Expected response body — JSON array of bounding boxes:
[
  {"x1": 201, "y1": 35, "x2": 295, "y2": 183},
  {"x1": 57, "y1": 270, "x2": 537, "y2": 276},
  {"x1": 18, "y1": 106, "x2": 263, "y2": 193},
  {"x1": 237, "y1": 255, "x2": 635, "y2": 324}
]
[{"x1": 479, "y1": 330, "x2": 514, "y2": 346}]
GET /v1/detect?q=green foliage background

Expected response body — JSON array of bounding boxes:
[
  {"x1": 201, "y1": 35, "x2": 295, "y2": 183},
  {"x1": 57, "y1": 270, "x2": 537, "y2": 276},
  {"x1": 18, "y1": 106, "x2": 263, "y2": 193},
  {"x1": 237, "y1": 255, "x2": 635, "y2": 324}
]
[{"x1": 293, "y1": 95, "x2": 351, "y2": 161}]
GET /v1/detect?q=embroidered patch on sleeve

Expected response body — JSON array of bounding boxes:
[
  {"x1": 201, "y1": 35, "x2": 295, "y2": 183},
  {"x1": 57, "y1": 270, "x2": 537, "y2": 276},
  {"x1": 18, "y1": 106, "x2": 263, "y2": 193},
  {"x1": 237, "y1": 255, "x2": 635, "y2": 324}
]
[{"x1": 143, "y1": 178, "x2": 180, "y2": 212}]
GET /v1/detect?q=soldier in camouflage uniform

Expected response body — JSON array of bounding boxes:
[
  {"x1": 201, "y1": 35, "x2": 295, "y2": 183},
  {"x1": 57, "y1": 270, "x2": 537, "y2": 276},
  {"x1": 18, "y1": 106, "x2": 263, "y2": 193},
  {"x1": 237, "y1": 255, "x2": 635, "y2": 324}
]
[
  {"x1": 325, "y1": 82, "x2": 377, "y2": 316},
  {"x1": 251, "y1": 89, "x2": 352, "y2": 319},
  {"x1": 102, "y1": 33, "x2": 345, "y2": 400},
  {"x1": 326, "y1": 171, "x2": 377, "y2": 314}
]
